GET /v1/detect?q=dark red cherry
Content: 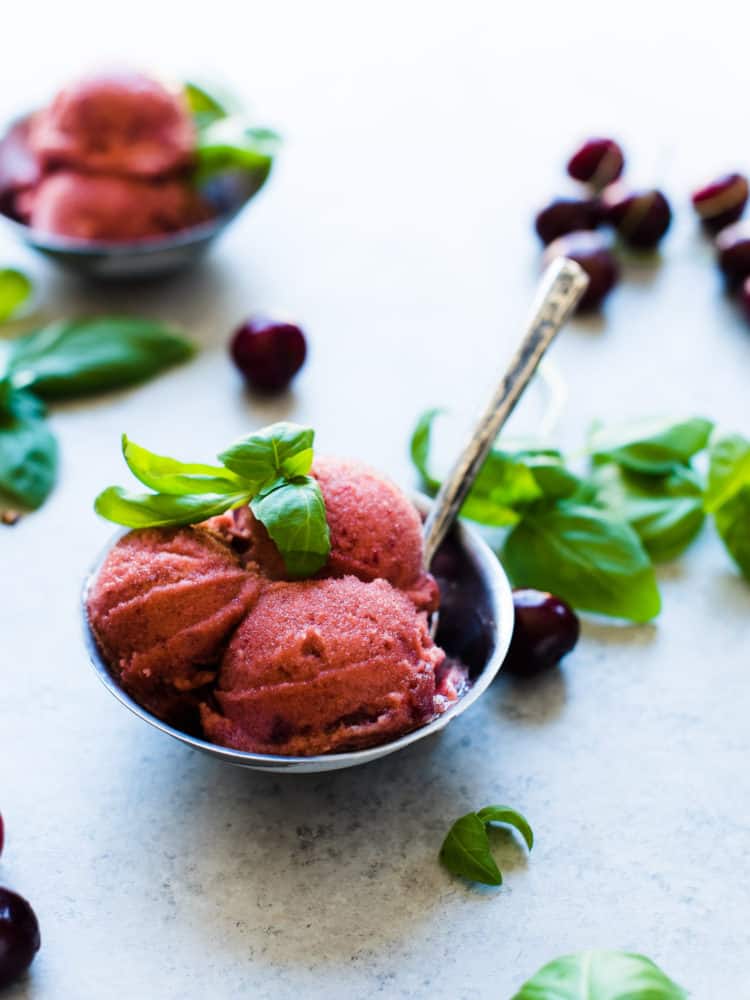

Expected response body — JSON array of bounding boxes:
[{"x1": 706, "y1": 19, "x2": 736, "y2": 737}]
[
  {"x1": 0, "y1": 888, "x2": 40, "y2": 988},
  {"x1": 505, "y1": 589, "x2": 580, "y2": 676},
  {"x1": 534, "y1": 197, "x2": 602, "y2": 245},
  {"x1": 602, "y1": 185, "x2": 672, "y2": 250},
  {"x1": 692, "y1": 173, "x2": 749, "y2": 233},
  {"x1": 543, "y1": 230, "x2": 619, "y2": 311},
  {"x1": 716, "y1": 222, "x2": 750, "y2": 288},
  {"x1": 230, "y1": 316, "x2": 307, "y2": 393},
  {"x1": 567, "y1": 138, "x2": 624, "y2": 189}
]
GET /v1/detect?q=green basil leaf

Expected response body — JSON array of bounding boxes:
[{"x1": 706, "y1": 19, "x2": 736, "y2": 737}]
[
  {"x1": 250, "y1": 475, "x2": 330, "y2": 578},
  {"x1": 122, "y1": 435, "x2": 243, "y2": 496},
  {"x1": 511, "y1": 449, "x2": 581, "y2": 500},
  {"x1": 704, "y1": 434, "x2": 750, "y2": 513},
  {"x1": 7, "y1": 317, "x2": 194, "y2": 399},
  {"x1": 219, "y1": 422, "x2": 314, "y2": 485},
  {"x1": 503, "y1": 503, "x2": 661, "y2": 621},
  {"x1": 183, "y1": 81, "x2": 228, "y2": 130},
  {"x1": 511, "y1": 949, "x2": 687, "y2": 999},
  {"x1": 589, "y1": 416, "x2": 714, "y2": 474},
  {"x1": 714, "y1": 486, "x2": 750, "y2": 581},
  {"x1": 476, "y1": 805, "x2": 534, "y2": 850},
  {"x1": 195, "y1": 118, "x2": 280, "y2": 190},
  {"x1": 409, "y1": 407, "x2": 443, "y2": 494},
  {"x1": 94, "y1": 487, "x2": 249, "y2": 529},
  {"x1": 0, "y1": 269, "x2": 33, "y2": 322},
  {"x1": 592, "y1": 464, "x2": 705, "y2": 562},
  {"x1": 0, "y1": 387, "x2": 57, "y2": 509},
  {"x1": 439, "y1": 812, "x2": 502, "y2": 886}
]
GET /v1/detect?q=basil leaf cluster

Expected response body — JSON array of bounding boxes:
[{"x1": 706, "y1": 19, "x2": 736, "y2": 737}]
[
  {"x1": 439, "y1": 805, "x2": 533, "y2": 886},
  {"x1": 94, "y1": 422, "x2": 331, "y2": 580},
  {"x1": 0, "y1": 317, "x2": 192, "y2": 513},
  {"x1": 512, "y1": 949, "x2": 686, "y2": 999},
  {"x1": 411, "y1": 409, "x2": 750, "y2": 619}
]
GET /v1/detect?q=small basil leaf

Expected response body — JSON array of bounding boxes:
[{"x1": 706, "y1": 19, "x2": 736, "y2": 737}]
[
  {"x1": 459, "y1": 494, "x2": 520, "y2": 527},
  {"x1": 714, "y1": 486, "x2": 750, "y2": 581},
  {"x1": 511, "y1": 949, "x2": 687, "y2": 1000},
  {"x1": 592, "y1": 464, "x2": 705, "y2": 562},
  {"x1": 503, "y1": 503, "x2": 661, "y2": 621},
  {"x1": 250, "y1": 475, "x2": 330, "y2": 578},
  {"x1": 122, "y1": 435, "x2": 243, "y2": 496},
  {"x1": 439, "y1": 813, "x2": 502, "y2": 886},
  {"x1": 475, "y1": 805, "x2": 534, "y2": 850},
  {"x1": 219, "y1": 422, "x2": 314, "y2": 484},
  {"x1": 589, "y1": 416, "x2": 714, "y2": 474},
  {"x1": 8, "y1": 317, "x2": 194, "y2": 399},
  {"x1": 183, "y1": 81, "x2": 228, "y2": 129},
  {"x1": 513, "y1": 450, "x2": 581, "y2": 500},
  {"x1": 0, "y1": 268, "x2": 33, "y2": 322},
  {"x1": 704, "y1": 434, "x2": 750, "y2": 513},
  {"x1": 94, "y1": 487, "x2": 249, "y2": 529},
  {"x1": 0, "y1": 388, "x2": 57, "y2": 509},
  {"x1": 195, "y1": 118, "x2": 280, "y2": 191},
  {"x1": 409, "y1": 407, "x2": 443, "y2": 494}
]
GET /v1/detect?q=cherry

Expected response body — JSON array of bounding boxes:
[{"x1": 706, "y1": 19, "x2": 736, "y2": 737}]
[
  {"x1": 692, "y1": 173, "x2": 749, "y2": 234},
  {"x1": 230, "y1": 316, "x2": 307, "y2": 393},
  {"x1": 534, "y1": 197, "x2": 601, "y2": 245},
  {"x1": 603, "y1": 186, "x2": 672, "y2": 250},
  {"x1": 567, "y1": 138, "x2": 624, "y2": 190},
  {"x1": 543, "y1": 230, "x2": 619, "y2": 311},
  {"x1": 505, "y1": 589, "x2": 580, "y2": 676},
  {"x1": 716, "y1": 222, "x2": 750, "y2": 287},
  {"x1": 0, "y1": 888, "x2": 40, "y2": 988}
]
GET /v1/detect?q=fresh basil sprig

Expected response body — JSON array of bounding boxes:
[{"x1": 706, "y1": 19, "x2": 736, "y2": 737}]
[
  {"x1": 512, "y1": 949, "x2": 686, "y2": 999},
  {"x1": 705, "y1": 434, "x2": 750, "y2": 580},
  {"x1": 0, "y1": 269, "x2": 33, "y2": 322},
  {"x1": 95, "y1": 422, "x2": 331, "y2": 579},
  {"x1": 439, "y1": 805, "x2": 533, "y2": 886},
  {"x1": 589, "y1": 416, "x2": 714, "y2": 474}
]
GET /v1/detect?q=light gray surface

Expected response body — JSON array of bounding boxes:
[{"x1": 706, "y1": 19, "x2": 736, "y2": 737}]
[{"x1": 1, "y1": 3, "x2": 749, "y2": 998}]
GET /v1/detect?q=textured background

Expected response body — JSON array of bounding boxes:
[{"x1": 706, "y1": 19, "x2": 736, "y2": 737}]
[{"x1": 2, "y1": 2, "x2": 749, "y2": 997}]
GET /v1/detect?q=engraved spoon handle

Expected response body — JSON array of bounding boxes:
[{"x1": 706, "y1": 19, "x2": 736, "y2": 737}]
[{"x1": 422, "y1": 257, "x2": 589, "y2": 566}]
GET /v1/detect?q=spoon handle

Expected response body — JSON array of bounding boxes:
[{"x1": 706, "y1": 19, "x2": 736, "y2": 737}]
[{"x1": 422, "y1": 257, "x2": 589, "y2": 566}]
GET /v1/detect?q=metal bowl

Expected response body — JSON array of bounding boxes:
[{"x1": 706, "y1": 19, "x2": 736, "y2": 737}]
[
  {"x1": 82, "y1": 504, "x2": 514, "y2": 773},
  {"x1": 0, "y1": 114, "x2": 267, "y2": 281}
]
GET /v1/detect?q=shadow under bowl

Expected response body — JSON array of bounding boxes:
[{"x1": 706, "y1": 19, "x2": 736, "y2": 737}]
[
  {"x1": 82, "y1": 506, "x2": 514, "y2": 773},
  {"x1": 0, "y1": 115, "x2": 264, "y2": 281}
]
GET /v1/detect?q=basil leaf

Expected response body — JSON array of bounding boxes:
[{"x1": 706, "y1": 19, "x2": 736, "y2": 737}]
[
  {"x1": 183, "y1": 81, "x2": 228, "y2": 130},
  {"x1": 512, "y1": 449, "x2": 581, "y2": 500},
  {"x1": 122, "y1": 435, "x2": 243, "y2": 496},
  {"x1": 704, "y1": 434, "x2": 750, "y2": 512},
  {"x1": 714, "y1": 486, "x2": 750, "y2": 581},
  {"x1": 503, "y1": 503, "x2": 661, "y2": 621},
  {"x1": 94, "y1": 487, "x2": 250, "y2": 529},
  {"x1": 511, "y1": 949, "x2": 687, "y2": 999},
  {"x1": 439, "y1": 813, "x2": 502, "y2": 886},
  {"x1": 0, "y1": 386, "x2": 57, "y2": 509},
  {"x1": 219, "y1": 422, "x2": 314, "y2": 484},
  {"x1": 476, "y1": 805, "x2": 534, "y2": 850},
  {"x1": 251, "y1": 476, "x2": 330, "y2": 578},
  {"x1": 589, "y1": 417, "x2": 714, "y2": 474},
  {"x1": 7, "y1": 317, "x2": 194, "y2": 399},
  {"x1": 410, "y1": 407, "x2": 443, "y2": 494},
  {"x1": 195, "y1": 118, "x2": 280, "y2": 190},
  {"x1": 0, "y1": 269, "x2": 32, "y2": 322},
  {"x1": 592, "y1": 464, "x2": 705, "y2": 562}
]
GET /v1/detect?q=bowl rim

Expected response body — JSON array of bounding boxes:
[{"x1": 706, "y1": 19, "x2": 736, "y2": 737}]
[{"x1": 81, "y1": 498, "x2": 514, "y2": 771}]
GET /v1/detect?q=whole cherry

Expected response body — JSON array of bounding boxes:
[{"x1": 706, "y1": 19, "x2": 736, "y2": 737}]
[
  {"x1": 692, "y1": 173, "x2": 749, "y2": 234},
  {"x1": 505, "y1": 589, "x2": 580, "y2": 676},
  {"x1": 0, "y1": 888, "x2": 40, "y2": 988},
  {"x1": 715, "y1": 222, "x2": 750, "y2": 288},
  {"x1": 230, "y1": 316, "x2": 307, "y2": 393},
  {"x1": 603, "y1": 185, "x2": 672, "y2": 250},
  {"x1": 534, "y1": 197, "x2": 602, "y2": 245},
  {"x1": 567, "y1": 137, "x2": 624, "y2": 190},
  {"x1": 543, "y1": 230, "x2": 619, "y2": 311}
]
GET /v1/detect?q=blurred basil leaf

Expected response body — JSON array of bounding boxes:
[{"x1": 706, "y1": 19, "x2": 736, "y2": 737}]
[
  {"x1": 122, "y1": 435, "x2": 244, "y2": 496},
  {"x1": 94, "y1": 487, "x2": 249, "y2": 529},
  {"x1": 589, "y1": 416, "x2": 713, "y2": 475},
  {"x1": 195, "y1": 118, "x2": 281, "y2": 191},
  {"x1": 704, "y1": 434, "x2": 750, "y2": 512},
  {"x1": 511, "y1": 949, "x2": 687, "y2": 999},
  {"x1": 713, "y1": 487, "x2": 750, "y2": 581},
  {"x1": 0, "y1": 268, "x2": 32, "y2": 322},
  {"x1": 250, "y1": 475, "x2": 330, "y2": 578},
  {"x1": 0, "y1": 384, "x2": 57, "y2": 509},
  {"x1": 7, "y1": 317, "x2": 194, "y2": 399},
  {"x1": 183, "y1": 81, "x2": 229, "y2": 129}
]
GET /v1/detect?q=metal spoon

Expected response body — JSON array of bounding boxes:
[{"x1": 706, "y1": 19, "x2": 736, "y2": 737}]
[{"x1": 423, "y1": 256, "x2": 589, "y2": 566}]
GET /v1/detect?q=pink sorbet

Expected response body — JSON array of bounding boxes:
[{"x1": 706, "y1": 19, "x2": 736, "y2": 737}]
[
  {"x1": 201, "y1": 576, "x2": 445, "y2": 756},
  {"x1": 30, "y1": 71, "x2": 195, "y2": 177}
]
